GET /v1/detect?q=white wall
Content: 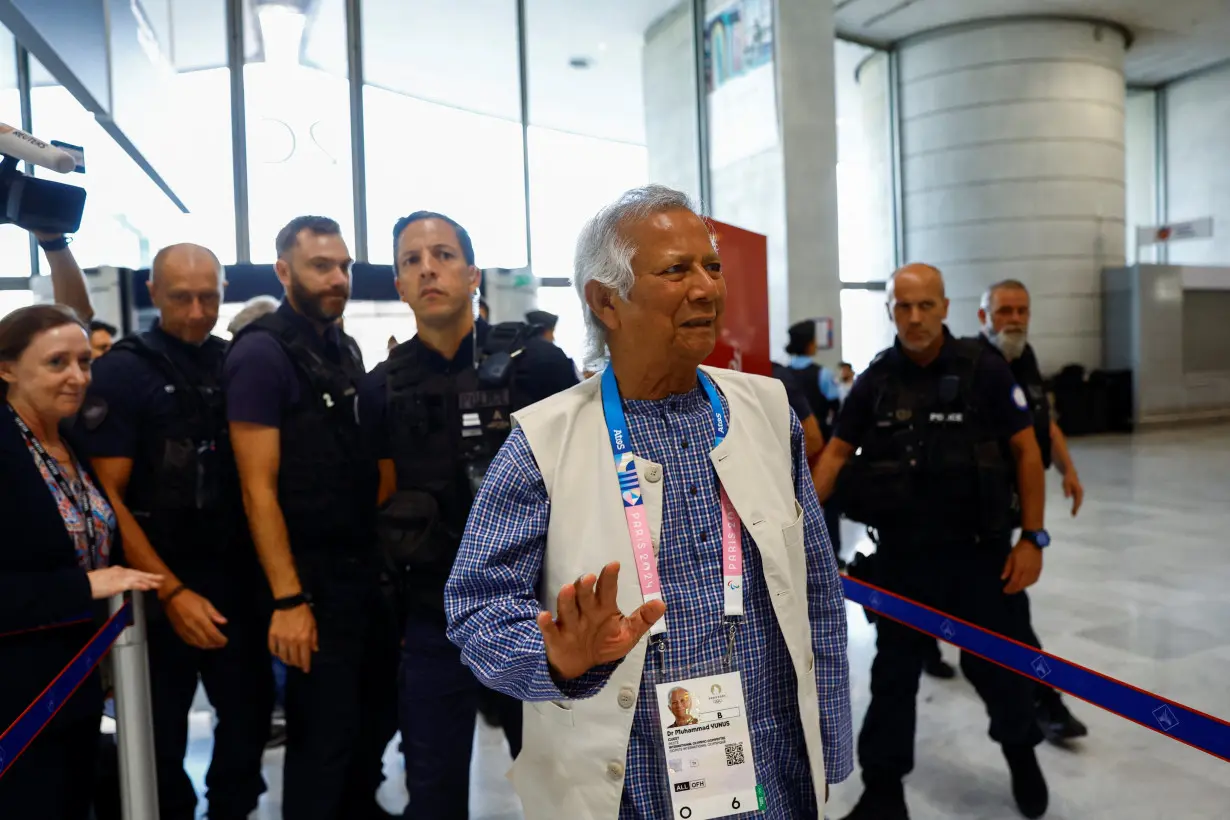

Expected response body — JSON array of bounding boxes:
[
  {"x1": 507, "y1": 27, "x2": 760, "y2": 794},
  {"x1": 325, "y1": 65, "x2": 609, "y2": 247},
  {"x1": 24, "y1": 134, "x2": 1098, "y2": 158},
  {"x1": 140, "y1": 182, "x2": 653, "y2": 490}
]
[
  {"x1": 643, "y1": 4, "x2": 702, "y2": 202},
  {"x1": 1164, "y1": 63, "x2": 1230, "y2": 266}
]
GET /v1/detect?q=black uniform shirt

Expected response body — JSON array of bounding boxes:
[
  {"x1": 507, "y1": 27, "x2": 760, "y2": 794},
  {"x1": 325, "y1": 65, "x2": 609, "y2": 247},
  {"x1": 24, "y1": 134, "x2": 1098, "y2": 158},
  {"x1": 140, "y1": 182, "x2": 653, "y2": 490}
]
[
  {"x1": 358, "y1": 319, "x2": 579, "y2": 459},
  {"x1": 78, "y1": 322, "x2": 228, "y2": 459},
  {"x1": 834, "y1": 328, "x2": 1033, "y2": 447}
]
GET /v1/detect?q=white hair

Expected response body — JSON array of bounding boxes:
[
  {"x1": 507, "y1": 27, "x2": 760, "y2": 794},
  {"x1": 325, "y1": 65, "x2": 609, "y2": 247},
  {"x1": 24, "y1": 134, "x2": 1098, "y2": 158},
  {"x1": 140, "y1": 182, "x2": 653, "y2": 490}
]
[
  {"x1": 573, "y1": 184, "x2": 707, "y2": 368},
  {"x1": 227, "y1": 295, "x2": 280, "y2": 335}
]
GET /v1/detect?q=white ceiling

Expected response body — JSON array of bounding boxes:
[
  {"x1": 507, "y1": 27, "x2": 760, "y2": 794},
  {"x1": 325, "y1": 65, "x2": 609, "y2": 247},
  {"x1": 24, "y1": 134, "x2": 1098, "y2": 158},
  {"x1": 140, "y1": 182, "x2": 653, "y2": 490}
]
[{"x1": 834, "y1": 0, "x2": 1230, "y2": 85}]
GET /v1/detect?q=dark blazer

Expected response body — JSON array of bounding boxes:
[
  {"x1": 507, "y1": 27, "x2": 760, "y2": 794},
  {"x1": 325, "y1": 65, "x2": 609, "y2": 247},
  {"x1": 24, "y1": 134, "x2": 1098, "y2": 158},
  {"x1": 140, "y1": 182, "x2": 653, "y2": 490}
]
[{"x1": 0, "y1": 405, "x2": 113, "y2": 734}]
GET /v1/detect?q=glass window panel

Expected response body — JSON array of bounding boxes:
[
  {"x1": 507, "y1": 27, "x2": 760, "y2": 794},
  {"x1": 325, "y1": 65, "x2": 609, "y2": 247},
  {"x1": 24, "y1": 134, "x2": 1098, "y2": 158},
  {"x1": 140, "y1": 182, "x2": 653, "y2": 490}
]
[
  {"x1": 360, "y1": 0, "x2": 526, "y2": 269},
  {"x1": 525, "y1": 1, "x2": 701, "y2": 367},
  {"x1": 362, "y1": 0, "x2": 520, "y2": 121},
  {"x1": 364, "y1": 87, "x2": 526, "y2": 269},
  {"x1": 0, "y1": 24, "x2": 27, "y2": 277},
  {"x1": 30, "y1": 60, "x2": 183, "y2": 273},
  {"x1": 0, "y1": 288, "x2": 34, "y2": 319},
  {"x1": 244, "y1": 0, "x2": 353, "y2": 262}
]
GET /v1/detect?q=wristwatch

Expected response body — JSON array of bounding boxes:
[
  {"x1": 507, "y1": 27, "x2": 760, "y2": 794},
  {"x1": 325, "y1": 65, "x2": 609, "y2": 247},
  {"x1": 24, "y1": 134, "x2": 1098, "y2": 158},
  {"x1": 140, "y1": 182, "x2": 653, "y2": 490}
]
[
  {"x1": 38, "y1": 235, "x2": 70, "y2": 252},
  {"x1": 272, "y1": 592, "x2": 312, "y2": 611},
  {"x1": 1020, "y1": 529, "x2": 1051, "y2": 548}
]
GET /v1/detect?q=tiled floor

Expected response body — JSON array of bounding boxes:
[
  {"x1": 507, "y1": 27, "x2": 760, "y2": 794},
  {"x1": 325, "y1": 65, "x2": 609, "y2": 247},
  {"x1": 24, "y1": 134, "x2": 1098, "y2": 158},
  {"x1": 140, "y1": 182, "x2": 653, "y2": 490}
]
[{"x1": 182, "y1": 424, "x2": 1230, "y2": 819}]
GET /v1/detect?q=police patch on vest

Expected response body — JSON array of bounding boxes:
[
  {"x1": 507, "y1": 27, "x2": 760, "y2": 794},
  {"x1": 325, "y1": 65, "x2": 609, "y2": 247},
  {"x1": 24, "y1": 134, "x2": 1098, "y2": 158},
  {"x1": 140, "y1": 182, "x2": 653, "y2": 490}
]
[
  {"x1": 928, "y1": 412, "x2": 964, "y2": 424},
  {"x1": 81, "y1": 395, "x2": 108, "y2": 430},
  {"x1": 1012, "y1": 386, "x2": 1028, "y2": 410}
]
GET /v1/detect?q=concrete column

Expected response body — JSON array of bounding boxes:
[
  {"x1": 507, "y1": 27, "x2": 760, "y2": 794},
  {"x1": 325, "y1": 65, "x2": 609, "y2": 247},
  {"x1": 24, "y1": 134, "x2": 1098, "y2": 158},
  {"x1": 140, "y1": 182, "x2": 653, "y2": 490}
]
[
  {"x1": 707, "y1": 0, "x2": 841, "y2": 365},
  {"x1": 898, "y1": 18, "x2": 1127, "y2": 370},
  {"x1": 643, "y1": 3, "x2": 703, "y2": 203}
]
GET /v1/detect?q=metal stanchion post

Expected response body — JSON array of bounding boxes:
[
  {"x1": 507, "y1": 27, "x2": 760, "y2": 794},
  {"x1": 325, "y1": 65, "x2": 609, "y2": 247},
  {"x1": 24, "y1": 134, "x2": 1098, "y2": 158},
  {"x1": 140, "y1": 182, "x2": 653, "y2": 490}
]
[{"x1": 109, "y1": 592, "x2": 160, "y2": 820}]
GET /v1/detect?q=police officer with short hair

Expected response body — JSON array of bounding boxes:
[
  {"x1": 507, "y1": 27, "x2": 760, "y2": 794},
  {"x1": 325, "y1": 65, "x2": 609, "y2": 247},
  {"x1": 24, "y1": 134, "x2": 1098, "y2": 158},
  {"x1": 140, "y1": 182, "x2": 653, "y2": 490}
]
[
  {"x1": 814, "y1": 263, "x2": 1050, "y2": 820},
  {"x1": 225, "y1": 216, "x2": 397, "y2": 820},
  {"x1": 358, "y1": 211, "x2": 577, "y2": 819},
  {"x1": 979, "y1": 278, "x2": 1088, "y2": 743},
  {"x1": 78, "y1": 244, "x2": 273, "y2": 820}
]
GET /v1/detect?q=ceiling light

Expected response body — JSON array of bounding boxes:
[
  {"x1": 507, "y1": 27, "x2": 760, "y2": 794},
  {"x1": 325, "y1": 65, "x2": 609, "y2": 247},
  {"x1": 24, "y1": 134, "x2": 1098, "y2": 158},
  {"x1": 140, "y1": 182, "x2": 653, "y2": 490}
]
[{"x1": 569, "y1": 56, "x2": 593, "y2": 70}]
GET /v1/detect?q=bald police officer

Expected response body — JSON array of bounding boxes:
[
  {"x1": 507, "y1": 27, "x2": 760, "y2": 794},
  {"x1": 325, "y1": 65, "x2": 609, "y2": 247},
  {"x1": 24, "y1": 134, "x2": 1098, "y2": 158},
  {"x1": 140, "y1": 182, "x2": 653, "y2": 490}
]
[
  {"x1": 815, "y1": 263, "x2": 1049, "y2": 820},
  {"x1": 79, "y1": 244, "x2": 273, "y2": 820}
]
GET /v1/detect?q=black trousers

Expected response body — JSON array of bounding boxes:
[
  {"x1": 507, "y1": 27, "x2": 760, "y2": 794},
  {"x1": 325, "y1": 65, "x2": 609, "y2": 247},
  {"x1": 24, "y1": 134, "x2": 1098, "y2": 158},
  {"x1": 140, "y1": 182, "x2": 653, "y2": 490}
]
[
  {"x1": 858, "y1": 538, "x2": 1041, "y2": 783},
  {"x1": 399, "y1": 613, "x2": 522, "y2": 820},
  {"x1": 283, "y1": 554, "x2": 399, "y2": 820},
  {"x1": 927, "y1": 590, "x2": 1050, "y2": 689},
  {"x1": 0, "y1": 715, "x2": 98, "y2": 820},
  {"x1": 146, "y1": 572, "x2": 274, "y2": 820}
]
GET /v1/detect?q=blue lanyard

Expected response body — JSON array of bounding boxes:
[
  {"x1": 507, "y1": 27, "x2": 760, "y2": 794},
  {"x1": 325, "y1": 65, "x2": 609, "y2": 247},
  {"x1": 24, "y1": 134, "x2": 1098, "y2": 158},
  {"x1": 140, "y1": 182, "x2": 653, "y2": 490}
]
[
  {"x1": 599, "y1": 367, "x2": 729, "y2": 504},
  {"x1": 599, "y1": 367, "x2": 743, "y2": 642}
]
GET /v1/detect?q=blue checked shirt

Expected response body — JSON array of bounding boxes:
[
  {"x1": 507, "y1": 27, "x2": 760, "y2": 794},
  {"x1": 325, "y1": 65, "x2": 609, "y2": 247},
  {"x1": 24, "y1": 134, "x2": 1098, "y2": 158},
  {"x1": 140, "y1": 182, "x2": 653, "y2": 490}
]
[{"x1": 446, "y1": 385, "x2": 854, "y2": 819}]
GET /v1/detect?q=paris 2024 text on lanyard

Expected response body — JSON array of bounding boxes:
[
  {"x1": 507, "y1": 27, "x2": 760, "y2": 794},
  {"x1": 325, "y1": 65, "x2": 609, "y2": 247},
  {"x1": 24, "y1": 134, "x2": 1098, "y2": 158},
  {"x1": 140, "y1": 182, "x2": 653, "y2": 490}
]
[{"x1": 601, "y1": 368, "x2": 764, "y2": 819}]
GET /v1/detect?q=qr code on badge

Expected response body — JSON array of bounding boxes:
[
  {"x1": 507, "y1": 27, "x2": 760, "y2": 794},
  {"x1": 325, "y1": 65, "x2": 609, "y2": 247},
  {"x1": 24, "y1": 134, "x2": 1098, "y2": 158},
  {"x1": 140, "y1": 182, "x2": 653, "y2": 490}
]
[{"x1": 724, "y1": 742, "x2": 745, "y2": 767}]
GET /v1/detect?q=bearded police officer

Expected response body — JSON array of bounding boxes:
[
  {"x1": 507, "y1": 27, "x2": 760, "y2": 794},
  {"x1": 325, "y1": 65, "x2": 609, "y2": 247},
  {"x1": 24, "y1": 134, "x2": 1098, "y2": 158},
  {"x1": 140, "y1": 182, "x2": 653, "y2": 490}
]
[
  {"x1": 979, "y1": 278, "x2": 1088, "y2": 744},
  {"x1": 78, "y1": 244, "x2": 273, "y2": 820},
  {"x1": 225, "y1": 217, "x2": 397, "y2": 820},
  {"x1": 814, "y1": 263, "x2": 1050, "y2": 820},
  {"x1": 358, "y1": 211, "x2": 577, "y2": 819}
]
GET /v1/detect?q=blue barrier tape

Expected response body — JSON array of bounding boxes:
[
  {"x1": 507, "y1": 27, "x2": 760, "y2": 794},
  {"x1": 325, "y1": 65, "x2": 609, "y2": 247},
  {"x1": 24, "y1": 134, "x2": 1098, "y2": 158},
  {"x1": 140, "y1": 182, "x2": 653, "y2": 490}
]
[
  {"x1": 0, "y1": 602, "x2": 133, "y2": 779},
  {"x1": 842, "y1": 576, "x2": 1230, "y2": 763}
]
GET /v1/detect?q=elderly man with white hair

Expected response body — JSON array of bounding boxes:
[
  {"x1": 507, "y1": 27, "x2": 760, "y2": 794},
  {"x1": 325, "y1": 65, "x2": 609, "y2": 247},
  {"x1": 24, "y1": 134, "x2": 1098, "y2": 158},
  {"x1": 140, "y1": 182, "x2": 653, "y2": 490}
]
[{"x1": 445, "y1": 184, "x2": 853, "y2": 819}]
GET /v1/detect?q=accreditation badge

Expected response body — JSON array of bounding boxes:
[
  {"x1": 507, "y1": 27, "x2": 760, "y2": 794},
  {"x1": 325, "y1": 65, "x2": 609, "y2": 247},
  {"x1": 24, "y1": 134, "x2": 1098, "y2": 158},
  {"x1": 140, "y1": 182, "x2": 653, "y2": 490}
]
[{"x1": 655, "y1": 671, "x2": 761, "y2": 819}]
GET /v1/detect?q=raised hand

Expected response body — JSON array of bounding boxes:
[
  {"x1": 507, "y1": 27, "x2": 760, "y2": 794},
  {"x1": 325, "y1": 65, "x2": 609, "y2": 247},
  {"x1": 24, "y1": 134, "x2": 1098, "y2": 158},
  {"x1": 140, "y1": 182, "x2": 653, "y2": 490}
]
[{"x1": 537, "y1": 561, "x2": 667, "y2": 681}]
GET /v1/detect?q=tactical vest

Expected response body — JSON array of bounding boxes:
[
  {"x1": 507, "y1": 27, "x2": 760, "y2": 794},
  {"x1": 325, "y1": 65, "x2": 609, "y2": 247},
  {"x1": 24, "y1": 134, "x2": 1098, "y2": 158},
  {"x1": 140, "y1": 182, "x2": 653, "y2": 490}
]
[
  {"x1": 834, "y1": 339, "x2": 1014, "y2": 540},
  {"x1": 113, "y1": 333, "x2": 238, "y2": 558},
  {"x1": 233, "y1": 313, "x2": 376, "y2": 556},
  {"x1": 378, "y1": 322, "x2": 534, "y2": 611}
]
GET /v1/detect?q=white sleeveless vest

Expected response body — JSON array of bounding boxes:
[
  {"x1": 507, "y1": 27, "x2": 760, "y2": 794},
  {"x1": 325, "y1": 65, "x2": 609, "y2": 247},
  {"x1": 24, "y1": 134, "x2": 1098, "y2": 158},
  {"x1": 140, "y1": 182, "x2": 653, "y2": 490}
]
[{"x1": 508, "y1": 366, "x2": 827, "y2": 820}]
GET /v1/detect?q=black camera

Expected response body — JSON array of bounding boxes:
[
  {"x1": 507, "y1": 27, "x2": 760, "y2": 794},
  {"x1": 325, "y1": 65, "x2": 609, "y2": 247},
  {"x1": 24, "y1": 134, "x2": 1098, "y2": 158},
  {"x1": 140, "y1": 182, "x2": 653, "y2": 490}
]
[{"x1": 0, "y1": 125, "x2": 87, "y2": 234}]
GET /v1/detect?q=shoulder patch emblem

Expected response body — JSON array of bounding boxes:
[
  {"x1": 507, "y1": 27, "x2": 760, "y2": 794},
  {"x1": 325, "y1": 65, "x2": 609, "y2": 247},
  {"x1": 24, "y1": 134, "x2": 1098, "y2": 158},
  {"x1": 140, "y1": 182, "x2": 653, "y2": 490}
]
[
  {"x1": 81, "y1": 396, "x2": 108, "y2": 430},
  {"x1": 1012, "y1": 385, "x2": 1028, "y2": 410}
]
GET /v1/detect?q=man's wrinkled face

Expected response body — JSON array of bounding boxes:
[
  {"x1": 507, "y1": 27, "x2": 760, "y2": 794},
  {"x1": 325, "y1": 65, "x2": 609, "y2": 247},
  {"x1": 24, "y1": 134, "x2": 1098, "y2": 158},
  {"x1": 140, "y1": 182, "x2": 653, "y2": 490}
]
[
  {"x1": 395, "y1": 218, "x2": 480, "y2": 328},
  {"x1": 670, "y1": 689, "x2": 692, "y2": 721},
  {"x1": 594, "y1": 208, "x2": 724, "y2": 366},
  {"x1": 981, "y1": 286, "x2": 1030, "y2": 361}
]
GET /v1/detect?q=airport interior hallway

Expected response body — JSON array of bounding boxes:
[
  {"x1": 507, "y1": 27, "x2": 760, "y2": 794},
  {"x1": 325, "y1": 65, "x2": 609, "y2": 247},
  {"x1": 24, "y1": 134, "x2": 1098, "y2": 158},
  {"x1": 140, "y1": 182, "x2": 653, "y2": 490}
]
[{"x1": 177, "y1": 424, "x2": 1230, "y2": 820}]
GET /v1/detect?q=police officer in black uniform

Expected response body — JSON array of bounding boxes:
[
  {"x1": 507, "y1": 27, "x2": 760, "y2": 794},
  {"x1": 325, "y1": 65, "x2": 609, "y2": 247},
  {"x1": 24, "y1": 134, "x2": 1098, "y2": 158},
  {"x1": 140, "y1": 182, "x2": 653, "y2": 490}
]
[
  {"x1": 78, "y1": 244, "x2": 273, "y2": 820},
  {"x1": 358, "y1": 211, "x2": 577, "y2": 820},
  {"x1": 979, "y1": 278, "x2": 1088, "y2": 743},
  {"x1": 814, "y1": 263, "x2": 1050, "y2": 820},
  {"x1": 224, "y1": 217, "x2": 397, "y2": 820}
]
